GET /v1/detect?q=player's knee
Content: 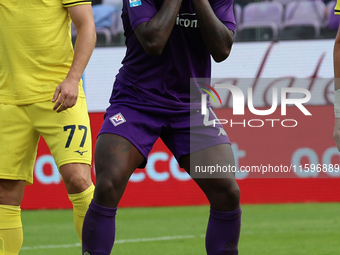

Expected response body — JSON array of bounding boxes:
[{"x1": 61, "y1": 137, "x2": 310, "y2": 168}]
[
  {"x1": 217, "y1": 180, "x2": 240, "y2": 200},
  {"x1": 0, "y1": 180, "x2": 25, "y2": 205},
  {"x1": 227, "y1": 184, "x2": 240, "y2": 204},
  {"x1": 65, "y1": 173, "x2": 91, "y2": 193},
  {"x1": 94, "y1": 171, "x2": 126, "y2": 206},
  {"x1": 210, "y1": 181, "x2": 240, "y2": 209},
  {"x1": 94, "y1": 177, "x2": 114, "y2": 199},
  {"x1": 94, "y1": 181, "x2": 119, "y2": 207},
  {"x1": 60, "y1": 163, "x2": 92, "y2": 193}
]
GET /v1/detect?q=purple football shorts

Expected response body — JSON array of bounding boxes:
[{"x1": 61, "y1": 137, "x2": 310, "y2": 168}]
[{"x1": 99, "y1": 81, "x2": 230, "y2": 167}]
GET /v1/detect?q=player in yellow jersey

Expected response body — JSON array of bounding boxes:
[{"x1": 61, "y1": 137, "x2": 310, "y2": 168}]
[
  {"x1": 0, "y1": 1, "x2": 96, "y2": 254},
  {"x1": 334, "y1": 0, "x2": 340, "y2": 150}
]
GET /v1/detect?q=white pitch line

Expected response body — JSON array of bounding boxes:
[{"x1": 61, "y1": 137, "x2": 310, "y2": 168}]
[
  {"x1": 21, "y1": 234, "x2": 204, "y2": 250},
  {"x1": 115, "y1": 235, "x2": 200, "y2": 244},
  {"x1": 21, "y1": 243, "x2": 81, "y2": 250}
]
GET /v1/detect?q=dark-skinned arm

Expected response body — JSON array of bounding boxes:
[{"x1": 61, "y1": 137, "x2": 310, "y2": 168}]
[
  {"x1": 134, "y1": 0, "x2": 182, "y2": 56},
  {"x1": 192, "y1": 0, "x2": 234, "y2": 62},
  {"x1": 333, "y1": 19, "x2": 340, "y2": 150}
]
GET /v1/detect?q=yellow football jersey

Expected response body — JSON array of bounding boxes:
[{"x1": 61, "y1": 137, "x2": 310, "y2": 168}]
[
  {"x1": 0, "y1": 0, "x2": 91, "y2": 105},
  {"x1": 335, "y1": 0, "x2": 340, "y2": 15}
]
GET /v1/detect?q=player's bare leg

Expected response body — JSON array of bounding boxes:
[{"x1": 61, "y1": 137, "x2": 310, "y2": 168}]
[
  {"x1": 93, "y1": 133, "x2": 144, "y2": 207},
  {"x1": 180, "y1": 143, "x2": 241, "y2": 255},
  {"x1": 0, "y1": 179, "x2": 26, "y2": 255},
  {"x1": 59, "y1": 163, "x2": 93, "y2": 194},
  {"x1": 59, "y1": 163, "x2": 94, "y2": 241},
  {"x1": 82, "y1": 133, "x2": 144, "y2": 255},
  {"x1": 0, "y1": 180, "x2": 26, "y2": 206}
]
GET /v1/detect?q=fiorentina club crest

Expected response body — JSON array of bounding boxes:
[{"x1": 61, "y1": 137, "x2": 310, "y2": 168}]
[{"x1": 109, "y1": 113, "x2": 126, "y2": 126}]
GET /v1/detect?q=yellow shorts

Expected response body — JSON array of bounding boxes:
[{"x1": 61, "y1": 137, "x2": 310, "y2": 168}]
[{"x1": 0, "y1": 98, "x2": 92, "y2": 184}]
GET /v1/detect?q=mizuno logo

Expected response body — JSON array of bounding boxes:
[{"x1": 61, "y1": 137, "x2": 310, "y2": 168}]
[{"x1": 75, "y1": 150, "x2": 88, "y2": 156}]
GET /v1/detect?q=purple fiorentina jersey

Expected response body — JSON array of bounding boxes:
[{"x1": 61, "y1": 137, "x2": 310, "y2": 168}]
[{"x1": 115, "y1": 0, "x2": 235, "y2": 109}]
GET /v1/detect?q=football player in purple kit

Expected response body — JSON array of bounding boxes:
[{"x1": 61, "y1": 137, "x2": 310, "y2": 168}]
[{"x1": 82, "y1": 0, "x2": 241, "y2": 254}]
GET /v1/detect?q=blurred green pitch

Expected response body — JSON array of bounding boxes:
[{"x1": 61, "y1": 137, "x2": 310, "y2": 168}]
[{"x1": 20, "y1": 203, "x2": 340, "y2": 255}]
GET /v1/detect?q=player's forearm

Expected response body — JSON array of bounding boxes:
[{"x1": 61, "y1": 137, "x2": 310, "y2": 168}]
[
  {"x1": 67, "y1": 25, "x2": 96, "y2": 84},
  {"x1": 135, "y1": 0, "x2": 182, "y2": 56},
  {"x1": 334, "y1": 27, "x2": 340, "y2": 120},
  {"x1": 192, "y1": 0, "x2": 233, "y2": 62},
  {"x1": 334, "y1": 30, "x2": 340, "y2": 90}
]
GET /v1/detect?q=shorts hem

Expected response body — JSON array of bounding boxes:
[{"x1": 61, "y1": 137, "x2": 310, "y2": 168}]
[
  {"x1": 176, "y1": 137, "x2": 231, "y2": 161},
  {"x1": 58, "y1": 159, "x2": 92, "y2": 169},
  {"x1": 99, "y1": 129, "x2": 149, "y2": 160},
  {"x1": 0, "y1": 173, "x2": 33, "y2": 185}
]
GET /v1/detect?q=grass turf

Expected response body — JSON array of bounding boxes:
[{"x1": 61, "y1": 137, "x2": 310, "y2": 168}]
[{"x1": 20, "y1": 203, "x2": 340, "y2": 255}]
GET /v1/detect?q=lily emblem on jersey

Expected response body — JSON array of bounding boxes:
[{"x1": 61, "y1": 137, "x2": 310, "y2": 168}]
[
  {"x1": 109, "y1": 113, "x2": 127, "y2": 126},
  {"x1": 130, "y1": 0, "x2": 142, "y2": 7}
]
